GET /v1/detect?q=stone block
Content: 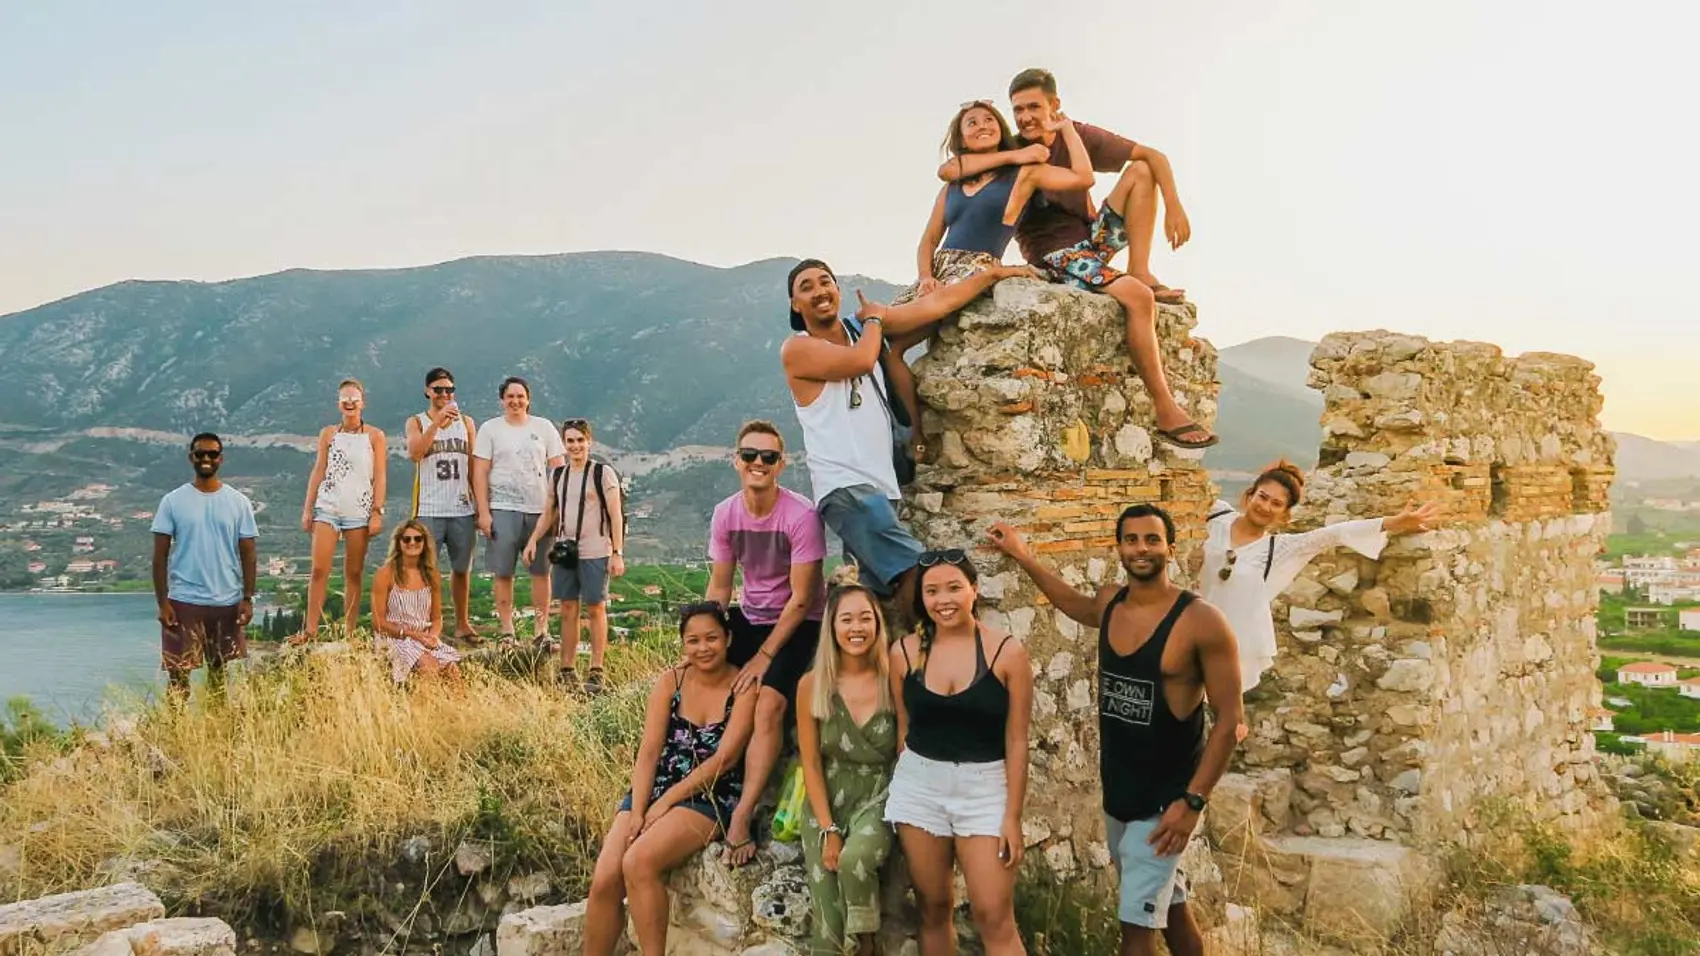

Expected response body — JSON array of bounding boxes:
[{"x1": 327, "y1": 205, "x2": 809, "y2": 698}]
[
  {"x1": 0, "y1": 883, "x2": 165, "y2": 956},
  {"x1": 76, "y1": 919, "x2": 237, "y2": 956},
  {"x1": 1274, "y1": 837, "x2": 1433, "y2": 945},
  {"x1": 496, "y1": 902, "x2": 632, "y2": 956}
]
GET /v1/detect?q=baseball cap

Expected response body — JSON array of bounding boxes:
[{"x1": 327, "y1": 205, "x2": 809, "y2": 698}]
[{"x1": 786, "y1": 258, "x2": 835, "y2": 332}]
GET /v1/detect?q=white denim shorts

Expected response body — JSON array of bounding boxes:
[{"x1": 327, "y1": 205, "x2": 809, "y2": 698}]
[{"x1": 882, "y1": 748, "x2": 1007, "y2": 839}]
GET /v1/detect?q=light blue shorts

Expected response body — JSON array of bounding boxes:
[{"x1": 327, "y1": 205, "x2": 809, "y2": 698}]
[
  {"x1": 314, "y1": 510, "x2": 368, "y2": 532},
  {"x1": 1105, "y1": 813, "x2": 1191, "y2": 929},
  {"x1": 817, "y1": 484, "x2": 922, "y2": 597}
]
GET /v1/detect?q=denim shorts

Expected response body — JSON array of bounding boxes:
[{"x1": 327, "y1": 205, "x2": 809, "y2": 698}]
[
  {"x1": 618, "y1": 791, "x2": 723, "y2": 829},
  {"x1": 314, "y1": 510, "x2": 368, "y2": 532},
  {"x1": 883, "y1": 749, "x2": 1006, "y2": 839},
  {"x1": 817, "y1": 484, "x2": 923, "y2": 597},
  {"x1": 1105, "y1": 813, "x2": 1192, "y2": 928}
]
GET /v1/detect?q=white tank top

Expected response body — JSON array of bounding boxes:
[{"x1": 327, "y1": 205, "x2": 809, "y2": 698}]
[
  {"x1": 316, "y1": 429, "x2": 375, "y2": 520},
  {"x1": 793, "y1": 356, "x2": 902, "y2": 503},
  {"x1": 412, "y1": 412, "x2": 474, "y2": 518}
]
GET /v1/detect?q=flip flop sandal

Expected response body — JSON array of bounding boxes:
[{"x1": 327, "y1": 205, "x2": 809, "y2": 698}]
[
  {"x1": 722, "y1": 838, "x2": 755, "y2": 866},
  {"x1": 1154, "y1": 423, "x2": 1219, "y2": 450}
]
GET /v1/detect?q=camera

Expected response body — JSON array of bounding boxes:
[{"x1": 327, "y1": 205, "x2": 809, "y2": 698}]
[{"x1": 548, "y1": 538, "x2": 579, "y2": 568}]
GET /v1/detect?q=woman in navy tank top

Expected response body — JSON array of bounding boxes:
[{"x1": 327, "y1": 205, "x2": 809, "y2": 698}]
[
  {"x1": 856, "y1": 101, "x2": 1097, "y2": 463},
  {"x1": 884, "y1": 550, "x2": 1034, "y2": 956}
]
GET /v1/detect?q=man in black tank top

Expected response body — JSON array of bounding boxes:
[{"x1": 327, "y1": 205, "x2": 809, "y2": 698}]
[{"x1": 989, "y1": 505, "x2": 1242, "y2": 956}]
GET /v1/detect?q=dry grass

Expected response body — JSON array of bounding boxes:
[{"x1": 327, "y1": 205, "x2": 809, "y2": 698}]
[{"x1": 0, "y1": 634, "x2": 672, "y2": 926}]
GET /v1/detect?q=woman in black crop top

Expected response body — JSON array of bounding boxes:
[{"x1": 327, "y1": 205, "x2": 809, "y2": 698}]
[{"x1": 884, "y1": 550, "x2": 1034, "y2": 956}]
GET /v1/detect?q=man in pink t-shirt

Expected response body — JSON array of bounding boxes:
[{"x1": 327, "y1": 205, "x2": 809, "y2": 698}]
[{"x1": 705, "y1": 419, "x2": 827, "y2": 866}]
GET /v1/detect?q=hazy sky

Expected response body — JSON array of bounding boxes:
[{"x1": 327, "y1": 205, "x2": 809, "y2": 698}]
[{"x1": 3, "y1": 1, "x2": 1696, "y2": 436}]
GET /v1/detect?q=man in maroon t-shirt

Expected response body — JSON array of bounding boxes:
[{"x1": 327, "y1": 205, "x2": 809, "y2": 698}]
[{"x1": 937, "y1": 68, "x2": 1214, "y2": 450}]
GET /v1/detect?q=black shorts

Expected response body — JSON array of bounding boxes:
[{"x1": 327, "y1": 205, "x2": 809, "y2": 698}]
[{"x1": 726, "y1": 606, "x2": 820, "y2": 707}]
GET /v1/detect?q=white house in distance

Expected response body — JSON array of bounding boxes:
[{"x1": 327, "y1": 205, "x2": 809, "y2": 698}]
[
  {"x1": 1618, "y1": 662, "x2": 1679, "y2": 686},
  {"x1": 1638, "y1": 731, "x2": 1700, "y2": 764},
  {"x1": 1680, "y1": 678, "x2": 1700, "y2": 700},
  {"x1": 1682, "y1": 608, "x2": 1700, "y2": 632},
  {"x1": 1588, "y1": 707, "x2": 1615, "y2": 732}
]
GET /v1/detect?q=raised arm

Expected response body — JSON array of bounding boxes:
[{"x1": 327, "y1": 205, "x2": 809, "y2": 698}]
[
  {"x1": 987, "y1": 522, "x2": 1111, "y2": 626},
  {"x1": 937, "y1": 142, "x2": 1048, "y2": 182},
  {"x1": 1148, "y1": 603, "x2": 1243, "y2": 856},
  {"x1": 780, "y1": 312, "x2": 885, "y2": 383},
  {"x1": 996, "y1": 636, "x2": 1033, "y2": 870}
]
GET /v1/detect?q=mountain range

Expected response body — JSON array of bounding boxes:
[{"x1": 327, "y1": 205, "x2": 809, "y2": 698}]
[{"x1": 1, "y1": 252, "x2": 1693, "y2": 560}]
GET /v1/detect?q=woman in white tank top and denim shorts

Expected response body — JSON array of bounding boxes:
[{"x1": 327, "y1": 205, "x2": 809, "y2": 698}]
[{"x1": 296, "y1": 379, "x2": 388, "y2": 643}]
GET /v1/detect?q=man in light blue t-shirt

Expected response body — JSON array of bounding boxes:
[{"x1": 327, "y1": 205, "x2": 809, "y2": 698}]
[{"x1": 151, "y1": 432, "x2": 259, "y2": 699}]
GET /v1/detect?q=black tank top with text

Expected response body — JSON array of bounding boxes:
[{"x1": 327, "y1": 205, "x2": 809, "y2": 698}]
[{"x1": 1098, "y1": 588, "x2": 1206, "y2": 822}]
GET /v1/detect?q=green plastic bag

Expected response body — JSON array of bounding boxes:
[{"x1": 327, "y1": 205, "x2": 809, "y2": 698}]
[{"x1": 770, "y1": 761, "x2": 808, "y2": 843}]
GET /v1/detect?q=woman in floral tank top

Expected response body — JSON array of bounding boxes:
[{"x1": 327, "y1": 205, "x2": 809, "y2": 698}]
[{"x1": 581, "y1": 602, "x2": 757, "y2": 956}]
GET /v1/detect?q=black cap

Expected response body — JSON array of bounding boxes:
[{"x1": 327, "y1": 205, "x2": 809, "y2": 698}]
[{"x1": 787, "y1": 258, "x2": 834, "y2": 332}]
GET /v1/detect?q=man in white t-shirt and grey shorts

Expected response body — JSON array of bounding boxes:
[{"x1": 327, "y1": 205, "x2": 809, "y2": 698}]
[
  {"x1": 472, "y1": 375, "x2": 565, "y2": 642},
  {"x1": 406, "y1": 366, "x2": 481, "y2": 643}
]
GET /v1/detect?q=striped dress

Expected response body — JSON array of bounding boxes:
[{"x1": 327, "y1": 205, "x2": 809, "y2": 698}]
[{"x1": 381, "y1": 579, "x2": 461, "y2": 682}]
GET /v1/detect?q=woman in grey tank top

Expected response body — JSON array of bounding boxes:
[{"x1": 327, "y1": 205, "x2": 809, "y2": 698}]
[{"x1": 854, "y1": 101, "x2": 1097, "y2": 463}]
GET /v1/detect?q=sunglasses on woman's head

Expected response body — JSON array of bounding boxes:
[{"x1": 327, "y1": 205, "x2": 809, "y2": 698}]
[
  {"x1": 737, "y1": 448, "x2": 781, "y2": 466},
  {"x1": 918, "y1": 548, "x2": 969, "y2": 568},
  {"x1": 562, "y1": 418, "x2": 589, "y2": 431},
  {"x1": 400, "y1": 534, "x2": 425, "y2": 545},
  {"x1": 1219, "y1": 549, "x2": 1237, "y2": 581},
  {"x1": 959, "y1": 99, "x2": 997, "y2": 110}
]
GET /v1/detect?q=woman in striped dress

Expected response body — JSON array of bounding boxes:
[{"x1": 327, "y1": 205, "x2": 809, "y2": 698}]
[{"x1": 372, "y1": 520, "x2": 462, "y2": 683}]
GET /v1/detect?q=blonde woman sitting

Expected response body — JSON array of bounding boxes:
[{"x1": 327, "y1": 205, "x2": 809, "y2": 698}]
[{"x1": 371, "y1": 520, "x2": 462, "y2": 682}]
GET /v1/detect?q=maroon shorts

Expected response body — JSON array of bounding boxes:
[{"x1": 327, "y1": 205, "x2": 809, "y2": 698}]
[{"x1": 161, "y1": 600, "x2": 247, "y2": 672}]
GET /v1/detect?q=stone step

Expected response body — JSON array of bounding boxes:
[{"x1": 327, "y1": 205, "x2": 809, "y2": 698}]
[
  {"x1": 1212, "y1": 834, "x2": 1434, "y2": 947},
  {"x1": 0, "y1": 883, "x2": 165, "y2": 956},
  {"x1": 73, "y1": 918, "x2": 237, "y2": 956}
]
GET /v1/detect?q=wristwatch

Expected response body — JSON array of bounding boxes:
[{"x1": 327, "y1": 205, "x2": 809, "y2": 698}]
[{"x1": 1182, "y1": 792, "x2": 1208, "y2": 812}]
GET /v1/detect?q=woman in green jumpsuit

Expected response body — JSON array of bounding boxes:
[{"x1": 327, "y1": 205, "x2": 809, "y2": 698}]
[{"x1": 796, "y1": 579, "x2": 899, "y2": 956}]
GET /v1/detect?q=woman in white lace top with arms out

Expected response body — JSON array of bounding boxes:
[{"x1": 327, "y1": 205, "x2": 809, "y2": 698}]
[{"x1": 1200, "y1": 460, "x2": 1438, "y2": 697}]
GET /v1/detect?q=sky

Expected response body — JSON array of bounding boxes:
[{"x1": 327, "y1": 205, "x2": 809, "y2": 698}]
[{"x1": 2, "y1": 1, "x2": 1696, "y2": 436}]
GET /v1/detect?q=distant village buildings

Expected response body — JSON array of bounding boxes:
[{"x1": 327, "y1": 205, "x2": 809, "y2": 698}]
[{"x1": 1618, "y1": 662, "x2": 1679, "y2": 687}]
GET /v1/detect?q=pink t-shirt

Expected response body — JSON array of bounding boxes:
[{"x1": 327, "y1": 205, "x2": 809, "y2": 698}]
[{"x1": 708, "y1": 487, "x2": 828, "y2": 625}]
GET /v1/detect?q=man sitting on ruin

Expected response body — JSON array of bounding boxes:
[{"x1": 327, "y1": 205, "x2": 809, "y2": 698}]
[
  {"x1": 940, "y1": 67, "x2": 1215, "y2": 451},
  {"x1": 989, "y1": 506, "x2": 1242, "y2": 956},
  {"x1": 780, "y1": 259, "x2": 924, "y2": 619}
]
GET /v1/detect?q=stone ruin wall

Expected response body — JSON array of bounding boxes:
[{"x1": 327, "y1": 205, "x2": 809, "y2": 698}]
[
  {"x1": 1237, "y1": 332, "x2": 1616, "y2": 845},
  {"x1": 905, "y1": 282, "x2": 1221, "y2": 882}
]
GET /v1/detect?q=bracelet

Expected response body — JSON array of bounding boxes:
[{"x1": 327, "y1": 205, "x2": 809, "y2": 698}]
[
  {"x1": 823, "y1": 823, "x2": 844, "y2": 837},
  {"x1": 757, "y1": 647, "x2": 774, "y2": 660}
]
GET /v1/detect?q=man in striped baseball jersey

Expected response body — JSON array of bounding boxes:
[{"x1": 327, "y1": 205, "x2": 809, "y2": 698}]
[{"x1": 406, "y1": 367, "x2": 480, "y2": 642}]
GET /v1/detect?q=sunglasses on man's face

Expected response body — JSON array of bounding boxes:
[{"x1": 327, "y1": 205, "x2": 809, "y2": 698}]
[
  {"x1": 737, "y1": 448, "x2": 782, "y2": 466},
  {"x1": 918, "y1": 548, "x2": 969, "y2": 568},
  {"x1": 400, "y1": 534, "x2": 426, "y2": 545},
  {"x1": 431, "y1": 385, "x2": 456, "y2": 395},
  {"x1": 191, "y1": 450, "x2": 222, "y2": 461}
]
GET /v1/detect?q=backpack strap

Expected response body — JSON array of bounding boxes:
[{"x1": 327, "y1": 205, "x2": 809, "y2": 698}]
[
  {"x1": 1264, "y1": 535, "x2": 1277, "y2": 580},
  {"x1": 1207, "y1": 509, "x2": 1233, "y2": 521}
]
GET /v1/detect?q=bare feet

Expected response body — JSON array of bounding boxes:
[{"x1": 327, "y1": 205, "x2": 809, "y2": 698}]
[
  {"x1": 994, "y1": 263, "x2": 1041, "y2": 280},
  {"x1": 287, "y1": 631, "x2": 313, "y2": 647},
  {"x1": 722, "y1": 810, "x2": 757, "y2": 867}
]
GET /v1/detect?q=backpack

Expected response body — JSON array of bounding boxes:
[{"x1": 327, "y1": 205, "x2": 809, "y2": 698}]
[
  {"x1": 553, "y1": 460, "x2": 623, "y2": 541},
  {"x1": 841, "y1": 316, "x2": 916, "y2": 486},
  {"x1": 1208, "y1": 509, "x2": 1275, "y2": 580}
]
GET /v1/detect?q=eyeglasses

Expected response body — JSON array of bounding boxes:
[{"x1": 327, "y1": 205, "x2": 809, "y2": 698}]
[
  {"x1": 191, "y1": 450, "x2": 222, "y2": 461},
  {"x1": 918, "y1": 548, "x2": 969, "y2": 568},
  {"x1": 737, "y1": 448, "x2": 782, "y2": 466},
  {"x1": 431, "y1": 385, "x2": 456, "y2": 395},
  {"x1": 849, "y1": 377, "x2": 863, "y2": 409},
  {"x1": 1219, "y1": 550, "x2": 1237, "y2": 581},
  {"x1": 399, "y1": 534, "x2": 426, "y2": 545}
]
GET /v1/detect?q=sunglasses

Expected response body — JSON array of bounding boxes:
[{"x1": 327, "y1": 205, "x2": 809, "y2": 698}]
[
  {"x1": 737, "y1": 448, "x2": 781, "y2": 466},
  {"x1": 918, "y1": 548, "x2": 969, "y2": 568},
  {"x1": 561, "y1": 418, "x2": 589, "y2": 432},
  {"x1": 959, "y1": 99, "x2": 997, "y2": 110},
  {"x1": 191, "y1": 450, "x2": 222, "y2": 460},
  {"x1": 399, "y1": 534, "x2": 426, "y2": 545},
  {"x1": 339, "y1": 399, "x2": 361, "y2": 407},
  {"x1": 849, "y1": 376, "x2": 863, "y2": 409},
  {"x1": 431, "y1": 385, "x2": 456, "y2": 395},
  {"x1": 1219, "y1": 549, "x2": 1237, "y2": 581}
]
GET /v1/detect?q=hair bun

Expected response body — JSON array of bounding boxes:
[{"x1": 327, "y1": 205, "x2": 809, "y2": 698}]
[{"x1": 828, "y1": 563, "x2": 861, "y2": 589}]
